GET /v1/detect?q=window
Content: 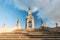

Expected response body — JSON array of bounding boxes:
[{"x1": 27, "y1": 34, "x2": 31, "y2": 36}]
[{"x1": 28, "y1": 21, "x2": 32, "y2": 28}]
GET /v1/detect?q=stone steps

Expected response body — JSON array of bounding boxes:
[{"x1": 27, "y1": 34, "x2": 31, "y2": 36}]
[
  {"x1": 0, "y1": 35, "x2": 27, "y2": 38},
  {"x1": 0, "y1": 38, "x2": 59, "y2": 40},
  {"x1": 0, "y1": 38, "x2": 41, "y2": 40},
  {"x1": 0, "y1": 29, "x2": 60, "y2": 40},
  {"x1": 27, "y1": 35, "x2": 60, "y2": 38},
  {"x1": 0, "y1": 33, "x2": 28, "y2": 38}
]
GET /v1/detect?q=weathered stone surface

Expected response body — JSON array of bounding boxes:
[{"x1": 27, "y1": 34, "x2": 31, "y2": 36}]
[{"x1": 0, "y1": 29, "x2": 60, "y2": 40}]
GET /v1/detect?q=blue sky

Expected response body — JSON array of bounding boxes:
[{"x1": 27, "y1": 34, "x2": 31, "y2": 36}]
[{"x1": 0, "y1": 0, "x2": 60, "y2": 28}]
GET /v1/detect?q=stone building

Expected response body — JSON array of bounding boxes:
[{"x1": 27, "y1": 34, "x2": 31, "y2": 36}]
[{"x1": 26, "y1": 7, "x2": 34, "y2": 29}]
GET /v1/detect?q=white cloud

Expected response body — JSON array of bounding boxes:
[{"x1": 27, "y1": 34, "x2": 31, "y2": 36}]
[
  {"x1": 4, "y1": 0, "x2": 49, "y2": 10},
  {"x1": 32, "y1": 7, "x2": 38, "y2": 12},
  {"x1": 42, "y1": 0, "x2": 60, "y2": 25},
  {"x1": 4, "y1": 0, "x2": 60, "y2": 27}
]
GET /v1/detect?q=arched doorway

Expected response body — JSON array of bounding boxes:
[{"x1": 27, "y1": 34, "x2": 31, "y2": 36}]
[{"x1": 28, "y1": 21, "x2": 32, "y2": 28}]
